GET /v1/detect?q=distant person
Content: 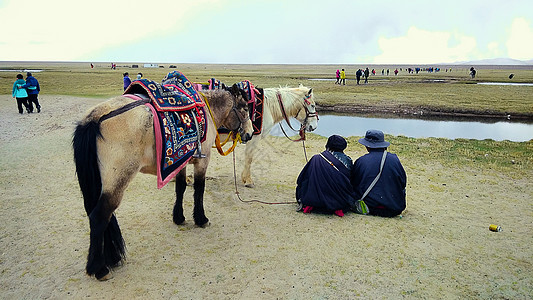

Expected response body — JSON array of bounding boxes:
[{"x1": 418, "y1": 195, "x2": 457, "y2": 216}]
[
  {"x1": 296, "y1": 135, "x2": 356, "y2": 217},
  {"x1": 340, "y1": 69, "x2": 346, "y2": 85},
  {"x1": 123, "y1": 72, "x2": 131, "y2": 90},
  {"x1": 394, "y1": 68, "x2": 399, "y2": 76},
  {"x1": 335, "y1": 69, "x2": 340, "y2": 84},
  {"x1": 470, "y1": 67, "x2": 476, "y2": 79},
  {"x1": 356, "y1": 69, "x2": 362, "y2": 85},
  {"x1": 350, "y1": 130, "x2": 406, "y2": 217},
  {"x1": 364, "y1": 68, "x2": 370, "y2": 84},
  {"x1": 372, "y1": 69, "x2": 376, "y2": 76},
  {"x1": 136, "y1": 72, "x2": 143, "y2": 80},
  {"x1": 20, "y1": 72, "x2": 41, "y2": 113},
  {"x1": 12, "y1": 74, "x2": 29, "y2": 114},
  {"x1": 90, "y1": 63, "x2": 94, "y2": 68}
]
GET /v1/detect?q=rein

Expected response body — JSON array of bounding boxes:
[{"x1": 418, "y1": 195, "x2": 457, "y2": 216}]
[
  {"x1": 200, "y1": 92, "x2": 242, "y2": 156},
  {"x1": 231, "y1": 150, "x2": 295, "y2": 205},
  {"x1": 276, "y1": 91, "x2": 318, "y2": 162}
]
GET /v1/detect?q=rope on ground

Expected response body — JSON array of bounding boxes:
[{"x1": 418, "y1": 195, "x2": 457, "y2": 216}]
[{"x1": 232, "y1": 150, "x2": 295, "y2": 205}]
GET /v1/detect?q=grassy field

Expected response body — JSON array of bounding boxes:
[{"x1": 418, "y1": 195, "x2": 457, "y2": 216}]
[{"x1": 1, "y1": 61, "x2": 532, "y2": 117}]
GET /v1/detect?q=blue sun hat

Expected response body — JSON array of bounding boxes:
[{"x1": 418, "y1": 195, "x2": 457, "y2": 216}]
[{"x1": 358, "y1": 129, "x2": 390, "y2": 148}]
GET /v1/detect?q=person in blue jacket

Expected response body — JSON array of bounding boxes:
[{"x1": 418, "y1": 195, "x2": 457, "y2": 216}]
[
  {"x1": 12, "y1": 74, "x2": 30, "y2": 114},
  {"x1": 351, "y1": 129, "x2": 406, "y2": 217},
  {"x1": 123, "y1": 72, "x2": 131, "y2": 90},
  {"x1": 20, "y1": 72, "x2": 41, "y2": 113},
  {"x1": 296, "y1": 135, "x2": 356, "y2": 217}
]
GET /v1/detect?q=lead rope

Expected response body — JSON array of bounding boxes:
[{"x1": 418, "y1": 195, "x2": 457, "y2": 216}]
[{"x1": 232, "y1": 150, "x2": 295, "y2": 205}]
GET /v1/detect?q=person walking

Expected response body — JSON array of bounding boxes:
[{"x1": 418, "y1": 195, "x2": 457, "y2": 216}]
[
  {"x1": 335, "y1": 69, "x2": 340, "y2": 84},
  {"x1": 470, "y1": 67, "x2": 476, "y2": 79},
  {"x1": 356, "y1": 69, "x2": 362, "y2": 85},
  {"x1": 340, "y1": 69, "x2": 346, "y2": 85},
  {"x1": 364, "y1": 68, "x2": 370, "y2": 84},
  {"x1": 20, "y1": 72, "x2": 41, "y2": 113},
  {"x1": 123, "y1": 72, "x2": 132, "y2": 90},
  {"x1": 12, "y1": 74, "x2": 29, "y2": 114}
]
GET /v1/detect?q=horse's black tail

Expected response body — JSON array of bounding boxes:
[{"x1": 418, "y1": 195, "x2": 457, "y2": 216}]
[
  {"x1": 73, "y1": 121, "x2": 102, "y2": 216},
  {"x1": 73, "y1": 120, "x2": 126, "y2": 275}
]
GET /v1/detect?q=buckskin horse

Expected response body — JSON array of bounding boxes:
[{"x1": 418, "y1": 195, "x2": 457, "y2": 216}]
[{"x1": 72, "y1": 75, "x2": 253, "y2": 280}]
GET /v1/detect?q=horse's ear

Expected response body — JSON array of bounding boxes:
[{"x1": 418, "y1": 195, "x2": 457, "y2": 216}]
[
  {"x1": 230, "y1": 84, "x2": 240, "y2": 97},
  {"x1": 307, "y1": 88, "x2": 313, "y2": 96}
]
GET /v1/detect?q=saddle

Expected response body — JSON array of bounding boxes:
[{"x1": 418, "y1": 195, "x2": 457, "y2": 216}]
[{"x1": 124, "y1": 71, "x2": 207, "y2": 188}]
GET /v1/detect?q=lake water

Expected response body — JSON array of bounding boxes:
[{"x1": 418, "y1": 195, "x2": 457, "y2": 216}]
[
  {"x1": 270, "y1": 114, "x2": 533, "y2": 142},
  {"x1": 477, "y1": 82, "x2": 533, "y2": 86},
  {"x1": 0, "y1": 69, "x2": 43, "y2": 73},
  {"x1": 309, "y1": 78, "x2": 533, "y2": 86}
]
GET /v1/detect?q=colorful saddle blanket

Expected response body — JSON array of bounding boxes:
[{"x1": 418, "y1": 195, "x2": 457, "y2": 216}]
[
  {"x1": 236, "y1": 80, "x2": 264, "y2": 136},
  {"x1": 124, "y1": 71, "x2": 207, "y2": 188}
]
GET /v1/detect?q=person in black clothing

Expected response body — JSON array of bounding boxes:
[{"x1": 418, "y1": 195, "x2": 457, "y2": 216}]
[
  {"x1": 355, "y1": 69, "x2": 362, "y2": 85},
  {"x1": 296, "y1": 135, "x2": 356, "y2": 217}
]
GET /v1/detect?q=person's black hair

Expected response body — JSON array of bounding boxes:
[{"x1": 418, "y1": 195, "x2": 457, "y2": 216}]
[
  {"x1": 123, "y1": 72, "x2": 129, "y2": 76},
  {"x1": 26, "y1": 72, "x2": 32, "y2": 77},
  {"x1": 16, "y1": 74, "x2": 23, "y2": 79}
]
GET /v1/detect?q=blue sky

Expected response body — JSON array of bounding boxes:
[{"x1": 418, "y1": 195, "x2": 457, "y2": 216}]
[{"x1": 1, "y1": 0, "x2": 532, "y2": 64}]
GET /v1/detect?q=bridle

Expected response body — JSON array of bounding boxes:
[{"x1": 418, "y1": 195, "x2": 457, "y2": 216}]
[
  {"x1": 277, "y1": 91, "x2": 319, "y2": 142},
  {"x1": 229, "y1": 101, "x2": 250, "y2": 135},
  {"x1": 201, "y1": 91, "x2": 250, "y2": 156}
]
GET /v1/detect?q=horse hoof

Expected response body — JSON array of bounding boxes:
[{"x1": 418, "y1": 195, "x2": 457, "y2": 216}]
[
  {"x1": 197, "y1": 221, "x2": 210, "y2": 228},
  {"x1": 195, "y1": 217, "x2": 210, "y2": 228},
  {"x1": 95, "y1": 267, "x2": 112, "y2": 281},
  {"x1": 173, "y1": 216, "x2": 186, "y2": 225},
  {"x1": 244, "y1": 183, "x2": 255, "y2": 188}
]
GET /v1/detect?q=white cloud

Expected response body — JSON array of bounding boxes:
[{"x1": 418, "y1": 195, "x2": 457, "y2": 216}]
[
  {"x1": 0, "y1": 0, "x2": 216, "y2": 61},
  {"x1": 373, "y1": 27, "x2": 477, "y2": 64},
  {"x1": 507, "y1": 17, "x2": 533, "y2": 60}
]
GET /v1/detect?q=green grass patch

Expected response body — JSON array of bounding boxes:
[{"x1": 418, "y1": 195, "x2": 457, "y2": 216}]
[{"x1": 1, "y1": 62, "x2": 531, "y2": 115}]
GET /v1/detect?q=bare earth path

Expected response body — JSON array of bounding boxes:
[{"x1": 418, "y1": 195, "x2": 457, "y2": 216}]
[{"x1": 0, "y1": 95, "x2": 531, "y2": 299}]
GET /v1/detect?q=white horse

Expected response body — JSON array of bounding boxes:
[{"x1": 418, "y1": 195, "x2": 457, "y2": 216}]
[{"x1": 239, "y1": 85, "x2": 319, "y2": 187}]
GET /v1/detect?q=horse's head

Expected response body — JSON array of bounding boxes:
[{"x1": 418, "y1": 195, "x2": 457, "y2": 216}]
[
  {"x1": 224, "y1": 84, "x2": 254, "y2": 143},
  {"x1": 294, "y1": 87, "x2": 319, "y2": 132}
]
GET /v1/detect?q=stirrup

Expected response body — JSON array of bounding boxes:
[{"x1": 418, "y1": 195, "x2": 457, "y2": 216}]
[
  {"x1": 191, "y1": 110, "x2": 206, "y2": 158},
  {"x1": 192, "y1": 145, "x2": 206, "y2": 158}
]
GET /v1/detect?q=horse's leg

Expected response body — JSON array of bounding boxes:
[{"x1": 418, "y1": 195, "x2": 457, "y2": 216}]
[
  {"x1": 173, "y1": 168, "x2": 187, "y2": 225},
  {"x1": 86, "y1": 193, "x2": 120, "y2": 280},
  {"x1": 241, "y1": 136, "x2": 261, "y2": 188},
  {"x1": 87, "y1": 160, "x2": 138, "y2": 280},
  {"x1": 193, "y1": 159, "x2": 210, "y2": 227}
]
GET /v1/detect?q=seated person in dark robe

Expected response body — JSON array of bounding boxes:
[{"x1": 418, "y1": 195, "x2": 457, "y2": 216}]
[
  {"x1": 350, "y1": 129, "x2": 407, "y2": 217},
  {"x1": 296, "y1": 135, "x2": 356, "y2": 217}
]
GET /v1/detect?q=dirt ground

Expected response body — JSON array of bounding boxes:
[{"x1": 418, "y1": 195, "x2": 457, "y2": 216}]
[{"x1": 0, "y1": 95, "x2": 531, "y2": 299}]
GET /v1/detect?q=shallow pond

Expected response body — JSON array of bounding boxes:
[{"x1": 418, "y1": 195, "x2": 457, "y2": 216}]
[{"x1": 271, "y1": 114, "x2": 533, "y2": 142}]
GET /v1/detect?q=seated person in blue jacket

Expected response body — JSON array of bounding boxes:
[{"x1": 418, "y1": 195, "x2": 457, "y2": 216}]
[
  {"x1": 296, "y1": 135, "x2": 356, "y2": 217},
  {"x1": 351, "y1": 129, "x2": 406, "y2": 217}
]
